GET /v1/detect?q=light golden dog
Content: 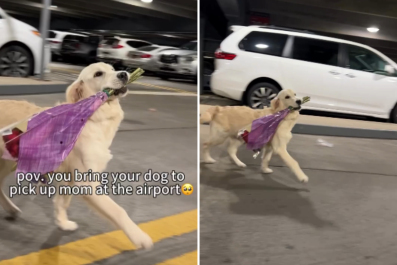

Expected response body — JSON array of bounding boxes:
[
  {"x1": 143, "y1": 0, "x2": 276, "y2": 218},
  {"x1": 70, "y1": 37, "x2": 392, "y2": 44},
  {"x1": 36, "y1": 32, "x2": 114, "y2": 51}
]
[
  {"x1": 200, "y1": 89, "x2": 309, "y2": 183},
  {"x1": 0, "y1": 62, "x2": 153, "y2": 249}
]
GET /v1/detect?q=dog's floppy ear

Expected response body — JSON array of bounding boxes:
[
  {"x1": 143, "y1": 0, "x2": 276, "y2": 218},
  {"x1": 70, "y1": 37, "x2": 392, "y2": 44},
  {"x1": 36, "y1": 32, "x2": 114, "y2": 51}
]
[
  {"x1": 270, "y1": 97, "x2": 280, "y2": 111},
  {"x1": 66, "y1": 80, "x2": 86, "y2": 103}
]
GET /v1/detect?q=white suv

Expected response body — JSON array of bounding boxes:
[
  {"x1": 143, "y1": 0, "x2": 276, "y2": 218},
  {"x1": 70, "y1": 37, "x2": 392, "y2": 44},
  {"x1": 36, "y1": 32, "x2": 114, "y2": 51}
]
[
  {"x1": 97, "y1": 37, "x2": 152, "y2": 69},
  {"x1": 211, "y1": 25, "x2": 397, "y2": 123}
]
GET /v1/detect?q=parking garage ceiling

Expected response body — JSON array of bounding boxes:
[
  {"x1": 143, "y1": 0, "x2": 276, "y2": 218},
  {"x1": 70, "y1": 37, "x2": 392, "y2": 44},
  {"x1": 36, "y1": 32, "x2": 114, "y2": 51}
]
[
  {"x1": 217, "y1": 0, "x2": 397, "y2": 61},
  {"x1": 0, "y1": 0, "x2": 197, "y2": 20}
]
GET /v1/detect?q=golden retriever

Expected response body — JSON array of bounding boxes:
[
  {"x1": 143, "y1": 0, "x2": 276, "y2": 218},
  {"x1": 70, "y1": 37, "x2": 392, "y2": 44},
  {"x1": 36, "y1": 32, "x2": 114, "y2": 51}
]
[
  {"x1": 0, "y1": 62, "x2": 153, "y2": 249},
  {"x1": 200, "y1": 89, "x2": 309, "y2": 183}
]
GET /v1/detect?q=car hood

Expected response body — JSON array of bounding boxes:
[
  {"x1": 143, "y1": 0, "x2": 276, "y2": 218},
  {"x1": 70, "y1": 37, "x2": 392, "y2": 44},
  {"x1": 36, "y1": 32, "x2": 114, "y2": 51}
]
[{"x1": 161, "y1": 49, "x2": 197, "y2": 56}]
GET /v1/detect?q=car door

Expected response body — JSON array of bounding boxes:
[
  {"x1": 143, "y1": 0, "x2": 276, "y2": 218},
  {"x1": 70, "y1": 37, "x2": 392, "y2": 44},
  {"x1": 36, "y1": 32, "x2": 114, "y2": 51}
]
[
  {"x1": 340, "y1": 44, "x2": 397, "y2": 116},
  {"x1": 281, "y1": 36, "x2": 345, "y2": 111}
]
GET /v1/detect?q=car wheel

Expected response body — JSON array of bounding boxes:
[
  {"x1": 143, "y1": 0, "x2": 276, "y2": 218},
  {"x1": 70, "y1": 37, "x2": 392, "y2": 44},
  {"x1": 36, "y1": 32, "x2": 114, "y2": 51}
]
[
  {"x1": 159, "y1": 75, "x2": 168, "y2": 80},
  {"x1": 390, "y1": 104, "x2": 397, "y2": 123},
  {"x1": 246, "y1": 82, "x2": 280, "y2": 109},
  {"x1": 0, "y1": 45, "x2": 32, "y2": 77}
]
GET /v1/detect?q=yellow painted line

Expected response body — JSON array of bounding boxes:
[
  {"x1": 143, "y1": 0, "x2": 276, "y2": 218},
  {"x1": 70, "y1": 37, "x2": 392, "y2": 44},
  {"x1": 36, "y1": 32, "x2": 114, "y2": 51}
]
[
  {"x1": 50, "y1": 67, "x2": 196, "y2": 95},
  {"x1": 0, "y1": 209, "x2": 197, "y2": 265},
  {"x1": 156, "y1": 250, "x2": 197, "y2": 265}
]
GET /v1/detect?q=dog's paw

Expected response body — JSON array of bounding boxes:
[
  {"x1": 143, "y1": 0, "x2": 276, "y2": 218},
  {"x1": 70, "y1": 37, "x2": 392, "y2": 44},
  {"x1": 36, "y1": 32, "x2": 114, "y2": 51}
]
[
  {"x1": 262, "y1": 168, "x2": 273, "y2": 174},
  {"x1": 203, "y1": 158, "x2": 216, "y2": 164},
  {"x1": 236, "y1": 162, "x2": 247, "y2": 168},
  {"x1": 299, "y1": 175, "x2": 309, "y2": 183},
  {"x1": 58, "y1": 221, "x2": 79, "y2": 231},
  {"x1": 134, "y1": 232, "x2": 154, "y2": 250}
]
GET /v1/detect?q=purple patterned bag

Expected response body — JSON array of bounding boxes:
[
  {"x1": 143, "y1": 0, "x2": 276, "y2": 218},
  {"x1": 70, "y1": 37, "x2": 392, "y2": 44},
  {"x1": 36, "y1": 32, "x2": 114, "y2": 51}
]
[
  {"x1": 246, "y1": 109, "x2": 290, "y2": 150},
  {"x1": 1, "y1": 91, "x2": 109, "y2": 176}
]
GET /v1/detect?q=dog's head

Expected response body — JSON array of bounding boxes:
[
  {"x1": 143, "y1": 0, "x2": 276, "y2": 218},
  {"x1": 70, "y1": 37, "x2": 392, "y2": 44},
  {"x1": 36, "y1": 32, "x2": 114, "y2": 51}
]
[
  {"x1": 66, "y1": 62, "x2": 130, "y2": 103},
  {"x1": 270, "y1": 89, "x2": 302, "y2": 112}
]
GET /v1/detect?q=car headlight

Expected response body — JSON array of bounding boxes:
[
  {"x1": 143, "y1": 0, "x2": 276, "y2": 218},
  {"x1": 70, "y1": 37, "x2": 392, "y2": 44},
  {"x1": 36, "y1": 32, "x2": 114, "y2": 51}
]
[
  {"x1": 182, "y1": 55, "x2": 197, "y2": 63},
  {"x1": 31, "y1": 30, "x2": 40, "y2": 37}
]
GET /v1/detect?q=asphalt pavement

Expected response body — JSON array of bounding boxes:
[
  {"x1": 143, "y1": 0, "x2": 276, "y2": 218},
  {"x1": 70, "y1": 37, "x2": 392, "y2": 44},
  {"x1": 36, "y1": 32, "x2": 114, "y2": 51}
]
[
  {"x1": 0, "y1": 81, "x2": 198, "y2": 264},
  {"x1": 200, "y1": 124, "x2": 397, "y2": 265}
]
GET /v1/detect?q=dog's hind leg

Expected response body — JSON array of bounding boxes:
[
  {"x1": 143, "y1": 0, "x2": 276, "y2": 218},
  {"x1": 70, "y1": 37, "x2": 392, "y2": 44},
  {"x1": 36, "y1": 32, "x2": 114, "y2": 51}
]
[
  {"x1": 0, "y1": 159, "x2": 21, "y2": 218},
  {"x1": 274, "y1": 146, "x2": 308, "y2": 183},
  {"x1": 80, "y1": 182, "x2": 153, "y2": 250},
  {"x1": 202, "y1": 123, "x2": 227, "y2": 164},
  {"x1": 261, "y1": 145, "x2": 273, "y2": 174},
  {"x1": 54, "y1": 193, "x2": 78, "y2": 231},
  {"x1": 227, "y1": 138, "x2": 246, "y2": 167}
]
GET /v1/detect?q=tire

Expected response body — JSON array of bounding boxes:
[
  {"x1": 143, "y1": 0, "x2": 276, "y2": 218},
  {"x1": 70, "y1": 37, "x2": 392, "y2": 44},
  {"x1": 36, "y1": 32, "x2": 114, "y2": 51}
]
[
  {"x1": 159, "y1": 74, "x2": 168, "y2": 80},
  {"x1": 391, "y1": 104, "x2": 397, "y2": 123},
  {"x1": 246, "y1": 82, "x2": 281, "y2": 109},
  {"x1": 0, "y1": 45, "x2": 33, "y2": 77}
]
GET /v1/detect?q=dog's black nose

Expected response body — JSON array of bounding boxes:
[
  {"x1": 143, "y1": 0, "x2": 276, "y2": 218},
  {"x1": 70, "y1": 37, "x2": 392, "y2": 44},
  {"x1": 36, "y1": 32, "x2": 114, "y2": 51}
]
[
  {"x1": 117, "y1": 72, "x2": 128, "y2": 82},
  {"x1": 296, "y1": 99, "x2": 302, "y2": 105}
]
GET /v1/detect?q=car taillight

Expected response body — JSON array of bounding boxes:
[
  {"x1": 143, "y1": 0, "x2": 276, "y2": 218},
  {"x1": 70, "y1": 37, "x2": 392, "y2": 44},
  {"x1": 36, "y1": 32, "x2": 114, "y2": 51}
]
[
  {"x1": 141, "y1": 54, "x2": 152, "y2": 58},
  {"x1": 215, "y1": 49, "x2": 236, "y2": 60},
  {"x1": 50, "y1": 40, "x2": 61, "y2": 44},
  {"x1": 113, "y1": 44, "x2": 124, "y2": 49}
]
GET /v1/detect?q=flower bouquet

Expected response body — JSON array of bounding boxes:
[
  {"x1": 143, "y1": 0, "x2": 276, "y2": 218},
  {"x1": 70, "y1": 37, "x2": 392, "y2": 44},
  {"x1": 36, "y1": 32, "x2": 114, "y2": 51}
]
[
  {"x1": 0, "y1": 68, "x2": 144, "y2": 183},
  {"x1": 238, "y1": 96, "x2": 310, "y2": 158}
]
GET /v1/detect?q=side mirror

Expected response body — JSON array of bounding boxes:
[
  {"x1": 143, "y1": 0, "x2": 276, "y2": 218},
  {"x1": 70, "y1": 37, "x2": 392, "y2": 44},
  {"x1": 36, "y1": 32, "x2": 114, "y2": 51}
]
[{"x1": 385, "y1": 65, "x2": 395, "y2": 75}]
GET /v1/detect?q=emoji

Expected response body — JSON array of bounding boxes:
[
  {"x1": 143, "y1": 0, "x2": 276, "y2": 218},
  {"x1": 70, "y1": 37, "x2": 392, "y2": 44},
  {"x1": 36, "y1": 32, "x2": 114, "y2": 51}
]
[{"x1": 181, "y1": 183, "x2": 194, "y2": 195}]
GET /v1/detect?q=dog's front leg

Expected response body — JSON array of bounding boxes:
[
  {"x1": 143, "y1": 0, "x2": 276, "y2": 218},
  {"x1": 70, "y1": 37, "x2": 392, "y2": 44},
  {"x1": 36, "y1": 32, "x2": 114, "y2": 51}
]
[
  {"x1": 79, "y1": 181, "x2": 153, "y2": 249},
  {"x1": 261, "y1": 145, "x2": 273, "y2": 174},
  {"x1": 53, "y1": 192, "x2": 78, "y2": 231},
  {"x1": 276, "y1": 148, "x2": 309, "y2": 183}
]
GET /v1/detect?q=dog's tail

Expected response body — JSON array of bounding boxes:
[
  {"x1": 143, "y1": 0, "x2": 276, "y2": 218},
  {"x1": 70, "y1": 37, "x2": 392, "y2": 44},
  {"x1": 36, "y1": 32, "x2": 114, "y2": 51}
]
[{"x1": 200, "y1": 106, "x2": 220, "y2": 124}]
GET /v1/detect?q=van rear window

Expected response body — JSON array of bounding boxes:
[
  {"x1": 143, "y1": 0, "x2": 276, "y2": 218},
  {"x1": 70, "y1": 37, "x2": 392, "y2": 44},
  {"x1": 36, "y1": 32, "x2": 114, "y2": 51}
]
[{"x1": 239, "y1": 31, "x2": 288, "y2": 56}]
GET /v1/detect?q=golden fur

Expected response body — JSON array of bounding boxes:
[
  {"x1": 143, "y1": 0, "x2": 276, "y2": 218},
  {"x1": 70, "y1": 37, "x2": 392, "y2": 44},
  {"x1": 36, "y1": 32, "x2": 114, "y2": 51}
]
[
  {"x1": 201, "y1": 89, "x2": 309, "y2": 183},
  {"x1": 0, "y1": 62, "x2": 153, "y2": 249}
]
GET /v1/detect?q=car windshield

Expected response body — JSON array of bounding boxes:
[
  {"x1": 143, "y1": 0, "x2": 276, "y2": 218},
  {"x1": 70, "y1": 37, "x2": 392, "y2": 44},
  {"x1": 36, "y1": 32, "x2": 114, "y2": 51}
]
[{"x1": 180, "y1": 41, "x2": 197, "y2": 51}]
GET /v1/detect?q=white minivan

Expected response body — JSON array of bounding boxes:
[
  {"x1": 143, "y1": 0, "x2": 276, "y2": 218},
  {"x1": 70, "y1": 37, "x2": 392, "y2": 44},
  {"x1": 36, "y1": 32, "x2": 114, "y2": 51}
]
[
  {"x1": 211, "y1": 25, "x2": 397, "y2": 123},
  {"x1": 0, "y1": 8, "x2": 50, "y2": 77}
]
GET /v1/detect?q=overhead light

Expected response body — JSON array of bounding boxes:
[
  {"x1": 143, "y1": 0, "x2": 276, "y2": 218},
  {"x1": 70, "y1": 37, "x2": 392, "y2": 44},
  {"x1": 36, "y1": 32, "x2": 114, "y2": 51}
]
[
  {"x1": 50, "y1": 5, "x2": 57, "y2": 8},
  {"x1": 367, "y1": 27, "x2": 379, "y2": 33},
  {"x1": 141, "y1": 0, "x2": 153, "y2": 3},
  {"x1": 256, "y1": 44, "x2": 269, "y2": 49}
]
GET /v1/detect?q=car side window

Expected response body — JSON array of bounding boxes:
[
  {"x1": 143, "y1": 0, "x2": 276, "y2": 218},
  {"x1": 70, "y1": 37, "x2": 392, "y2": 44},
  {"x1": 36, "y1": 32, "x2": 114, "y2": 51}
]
[
  {"x1": 346, "y1": 45, "x2": 389, "y2": 75},
  {"x1": 292, "y1": 37, "x2": 339, "y2": 66},
  {"x1": 127, "y1": 41, "x2": 150, "y2": 48},
  {"x1": 239, "y1": 31, "x2": 288, "y2": 56}
]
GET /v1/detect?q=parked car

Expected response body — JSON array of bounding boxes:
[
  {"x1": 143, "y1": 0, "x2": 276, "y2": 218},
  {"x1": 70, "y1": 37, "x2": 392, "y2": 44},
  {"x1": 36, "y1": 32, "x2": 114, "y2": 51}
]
[
  {"x1": 123, "y1": 45, "x2": 177, "y2": 72},
  {"x1": 47, "y1": 30, "x2": 86, "y2": 60},
  {"x1": 156, "y1": 40, "x2": 198, "y2": 82},
  {"x1": 97, "y1": 37, "x2": 152, "y2": 69},
  {"x1": 0, "y1": 8, "x2": 50, "y2": 77},
  {"x1": 60, "y1": 34, "x2": 102, "y2": 64},
  {"x1": 211, "y1": 25, "x2": 397, "y2": 122}
]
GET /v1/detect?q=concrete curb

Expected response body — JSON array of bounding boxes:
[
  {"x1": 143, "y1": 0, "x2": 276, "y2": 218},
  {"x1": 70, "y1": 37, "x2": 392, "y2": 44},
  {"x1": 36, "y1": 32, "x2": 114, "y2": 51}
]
[
  {"x1": 292, "y1": 124, "x2": 397, "y2": 140},
  {"x1": 201, "y1": 122, "x2": 397, "y2": 140},
  {"x1": 0, "y1": 84, "x2": 69, "y2": 95}
]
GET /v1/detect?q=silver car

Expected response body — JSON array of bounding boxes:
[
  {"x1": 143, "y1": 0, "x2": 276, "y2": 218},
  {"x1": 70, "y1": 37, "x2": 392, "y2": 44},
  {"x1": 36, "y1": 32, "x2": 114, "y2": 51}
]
[
  {"x1": 123, "y1": 45, "x2": 177, "y2": 72},
  {"x1": 156, "y1": 41, "x2": 197, "y2": 81}
]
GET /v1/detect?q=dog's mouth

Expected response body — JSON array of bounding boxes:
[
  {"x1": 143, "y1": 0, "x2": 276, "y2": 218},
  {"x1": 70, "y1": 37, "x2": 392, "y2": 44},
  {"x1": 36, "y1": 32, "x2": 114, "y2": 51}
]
[{"x1": 113, "y1": 86, "x2": 128, "y2": 96}]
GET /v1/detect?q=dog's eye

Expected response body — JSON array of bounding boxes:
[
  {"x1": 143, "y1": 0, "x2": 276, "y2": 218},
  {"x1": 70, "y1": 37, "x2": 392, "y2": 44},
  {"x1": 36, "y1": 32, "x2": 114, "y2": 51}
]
[
  {"x1": 285, "y1": 96, "x2": 290, "y2": 99},
  {"x1": 94, "y1": 71, "x2": 103, "y2": 77}
]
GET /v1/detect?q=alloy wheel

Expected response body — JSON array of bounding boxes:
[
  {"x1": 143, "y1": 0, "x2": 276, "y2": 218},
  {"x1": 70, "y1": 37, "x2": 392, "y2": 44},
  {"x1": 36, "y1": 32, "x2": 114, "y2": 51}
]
[
  {"x1": 250, "y1": 87, "x2": 276, "y2": 109},
  {"x1": 1, "y1": 51, "x2": 29, "y2": 77}
]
